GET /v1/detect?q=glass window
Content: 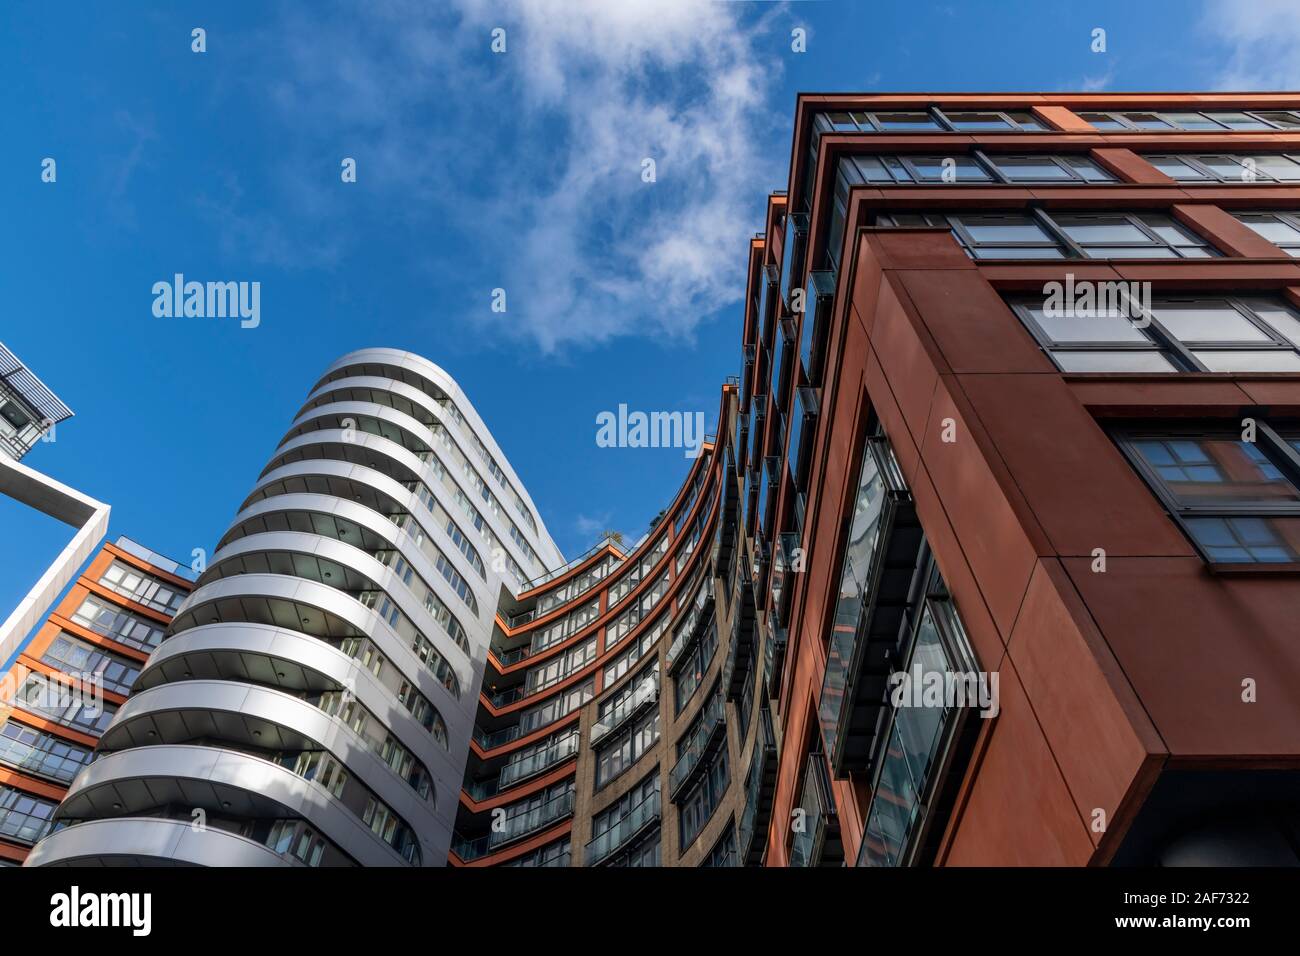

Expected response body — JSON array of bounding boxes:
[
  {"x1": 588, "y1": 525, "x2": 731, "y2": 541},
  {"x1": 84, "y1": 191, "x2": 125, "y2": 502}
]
[
  {"x1": 1254, "y1": 111, "x2": 1300, "y2": 129},
  {"x1": 907, "y1": 155, "x2": 991, "y2": 182},
  {"x1": 1149, "y1": 302, "x2": 1270, "y2": 342},
  {"x1": 1145, "y1": 153, "x2": 1300, "y2": 183},
  {"x1": 1235, "y1": 212, "x2": 1300, "y2": 256},
  {"x1": 944, "y1": 111, "x2": 1013, "y2": 130},
  {"x1": 1079, "y1": 111, "x2": 1127, "y2": 130},
  {"x1": 1004, "y1": 110, "x2": 1047, "y2": 131},
  {"x1": 1120, "y1": 426, "x2": 1300, "y2": 564},
  {"x1": 1011, "y1": 295, "x2": 1300, "y2": 374},
  {"x1": 1147, "y1": 156, "x2": 1210, "y2": 181},
  {"x1": 1053, "y1": 351, "x2": 1178, "y2": 372},
  {"x1": 873, "y1": 111, "x2": 940, "y2": 130},
  {"x1": 994, "y1": 156, "x2": 1075, "y2": 181}
]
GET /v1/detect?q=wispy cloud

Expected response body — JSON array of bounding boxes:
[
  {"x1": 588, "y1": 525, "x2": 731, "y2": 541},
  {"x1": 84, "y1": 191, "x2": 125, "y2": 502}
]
[
  {"x1": 1202, "y1": 0, "x2": 1300, "y2": 88},
  {"x1": 573, "y1": 511, "x2": 613, "y2": 538},
  {"x1": 1077, "y1": 65, "x2": 1116, "y2": 92},
  {"x1": 217, "y1": 0, "x2": 783, "y2": 352}
]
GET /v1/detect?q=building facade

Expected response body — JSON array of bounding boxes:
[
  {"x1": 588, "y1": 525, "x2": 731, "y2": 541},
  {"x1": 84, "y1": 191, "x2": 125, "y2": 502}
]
[
  {"x1": 451, "y1": 92, "x2": 1300, "y2": 868},
  {"x1": 26, "y1": 93, "x2": 1300, "y2": 868},
  {"x1": 0, "y1": 538, "x2": 191, "y2": 864},
  {"x1": 27, "y1": 349, "x2": 563, "y2": 866},
  {"x1": 743, "y1": 92, "x2": 1300, "y2": 866}
]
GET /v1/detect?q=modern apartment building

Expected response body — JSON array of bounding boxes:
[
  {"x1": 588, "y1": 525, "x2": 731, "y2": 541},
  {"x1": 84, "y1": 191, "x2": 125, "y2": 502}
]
[
  {"x1": 450, "y1": 92, "x2": 1300, "y2": 868},
  {"x1": 27, "y1": 349, "x2": 563, "y2": 866},
  {"x1": 0, "y1": 538, "x2": 192, "y2": 864},
  {"x1": 740, "y1": 92, "x2": 1300, "y2": 867},
  {"x1": 26, "y1": 93, "x2": 1300, "y2": 869}
]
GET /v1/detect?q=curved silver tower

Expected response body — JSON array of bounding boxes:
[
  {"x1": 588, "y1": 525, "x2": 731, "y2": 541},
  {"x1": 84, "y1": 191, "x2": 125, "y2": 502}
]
[{"x1": 27, "y1": 349, "x2": 563, "y2": 866}]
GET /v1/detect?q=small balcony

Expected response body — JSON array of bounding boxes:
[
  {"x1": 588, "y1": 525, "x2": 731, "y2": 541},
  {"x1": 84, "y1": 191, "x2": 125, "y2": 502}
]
[
  {"x1": 724, "y1": 580, "x2": 757, "y2": 701},
  {"x1": 669, "y1": 695, "x2": 727, "y2": 800},
  {"x1": 490, "y1": 788, "x2": 575, "y2": 851},
  {"x1": 788, "y1": 752, "x2": 842, "y2": 867},
  {"x1": 737, "y1": 706, "x2": 778, "y2": 864},
  {"x1": 763, "y1": 621, "x2": 788, "y2": 700},
  {"x1": 818, "y1": 434, "x2": 924, "y2": 778},
  {"x1": 665, "y1": 581, "x2": 714, "y2": 672},
  {"x1": 590, "y1": 671, "x2": 659, "y2": 746},
  {"x1": 498, "y1": 729, "x2": 580, "y2": 789},
  {"x1": 473, "y1": 723, "x2": 522, "y2": 752},
  {"x1": 585, "y1": 788, "x2": 661, "y2": 866}
]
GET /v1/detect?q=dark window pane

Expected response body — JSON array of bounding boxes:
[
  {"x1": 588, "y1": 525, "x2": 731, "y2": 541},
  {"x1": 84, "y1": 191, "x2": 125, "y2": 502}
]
[
  {"x1": 1185, "y1": 516, "x2": 1300, "y2": 563},
  {"x1": 1132, "y1": 437, "x2": 1299, "y2": 506}
]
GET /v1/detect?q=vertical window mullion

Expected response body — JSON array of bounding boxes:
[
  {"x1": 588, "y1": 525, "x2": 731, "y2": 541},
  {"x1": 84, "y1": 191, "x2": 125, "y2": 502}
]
[
  {"x1": 1256, "y1": 420, "x2": 1300, "y2": 487},
  {"x1": 1031, "y1": 209, "x2": 1082, "y2": 258},
  {"x1": 1141, "y1": 312, "x2": 1207, "y2": 371},
  {"x1": 930, "y1": 107, "x2": 954, "y2": 131},
  {"x1": 969, "y1": 149, "x2": 1000, "y2": 182}
]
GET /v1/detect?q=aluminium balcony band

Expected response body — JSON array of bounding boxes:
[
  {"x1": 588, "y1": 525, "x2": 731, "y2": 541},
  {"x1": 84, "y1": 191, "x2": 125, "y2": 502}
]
[
  {"x1": 309, "y1": 349, "x2": 561, "y2": 569},
  {"x1": 132, "y1": 622, "x2": 462, "y2": 798},
  {"x1": 25, "y1": 817, "x2": 297, "y2": 868},
  {"x1": 98, "y1": 679, "x2": 443, "y2": 834},
  {"x1": 240, "y1": 459, "x2": 513, "y2": 578},
  {"x1": 262, "y1": 429, "x2": 542, "y2": 584},
  {"x1": 283, "y1": 400, "x2": 441, "y2": 459},
  {"x1": 168, "y1": 574, "x2": 469, "y2": 722},
  {"x1": 203, "y1": 528, "x2": 486, "y2": 661},
  {"x1": 223, "y1": 492, "x2": 492, "y2": 615},
  {"x1": 53, "y1": 744, "x2": 414, "y2": 867}
]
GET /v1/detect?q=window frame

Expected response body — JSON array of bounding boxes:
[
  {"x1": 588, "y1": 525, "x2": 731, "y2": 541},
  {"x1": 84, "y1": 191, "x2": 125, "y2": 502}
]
[
  {"x1": 1233, "y1": 211, "x2": 1300, "y2": 256},
  {"x1": 1008, "y1": 294, "x2": 1300, "y2": 373},
  {"x1": 1143, "y1": 153, "x2": 1300, "y2": 184},
  {"x1": 1114, "y1": 421, "x2": 1300, "y2": 569},
  {"x1": 878, "y1": 210, "x2": 1218, "y2": 263},
  {"x1": 1083, "y1": 109, "x2": 1300, "y2": 132}
]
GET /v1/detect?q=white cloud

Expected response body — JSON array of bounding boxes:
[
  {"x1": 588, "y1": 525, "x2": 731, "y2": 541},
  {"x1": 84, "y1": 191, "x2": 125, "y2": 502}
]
[
  {"x1": 230, "y1": 0, "x2": 783, "y2": 352},
  {"x1": 1202, "y1": 0, "x2": 1300, "y2": 88},
  {"x1": 573, "y1": 511, "x2": 613, "y2": 538}
]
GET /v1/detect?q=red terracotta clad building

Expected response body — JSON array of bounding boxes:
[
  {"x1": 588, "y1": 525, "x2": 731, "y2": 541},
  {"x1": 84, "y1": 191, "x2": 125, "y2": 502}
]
[{"x1": 0, "y1": 539, "x2": 192, "y2": 864}]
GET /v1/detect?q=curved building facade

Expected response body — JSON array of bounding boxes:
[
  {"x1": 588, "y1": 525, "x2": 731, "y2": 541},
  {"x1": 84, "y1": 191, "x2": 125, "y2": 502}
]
[
  {"x1": 451, "y1": 383, "x2": 768, "y2": 868},
  {"x1": 28, "y1": 349, "x2": 562, "y2": 866}
]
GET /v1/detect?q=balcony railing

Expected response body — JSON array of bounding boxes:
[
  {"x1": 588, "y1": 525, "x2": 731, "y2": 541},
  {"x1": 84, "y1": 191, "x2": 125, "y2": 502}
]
[
  {"x1": 737, "y1": 707, "x2": 778, "y2": 865},
  {"x1": 486, "y1": 685, "x2": 526, "y2": 709},
  {"x1": 590, "y1": 671, "x2": 659, "y2": 745},
  {"x1": 463, "y1": 776, "x2": 500, "y2": 802},
  {"x1": 666, "y1": 581, "x2": 714, "y2": 671},
  {"x1": 492, "y1": 644, "x2": 532, "y2": 666},
  {"x1": 763, "y1": 622, "x2": 788, "y2": 700},
  {"x1": 819, "y1": 433, "x2": 923, "y2": 777},
  {"x1": 473, "y1": 724, "x2": 522, "y2": 751},
  {"x1": 498, "y1": 730, "x2": 581, "y2": 789},
  {"x1": 669, "y1": 695, "x2": 727, "y2": 799},
  {"x1": 487, "y1": 788, "x2": 575, "y2": 851},
  {"x1": 507, "y1": 609, "x2": 537, "y2": 629},
  {"x1": 585, "y1": 788, "x2": 662, "y2": 866},
  {"x1": 788, "y1": 753, "x2": 841, "y2": 867}
]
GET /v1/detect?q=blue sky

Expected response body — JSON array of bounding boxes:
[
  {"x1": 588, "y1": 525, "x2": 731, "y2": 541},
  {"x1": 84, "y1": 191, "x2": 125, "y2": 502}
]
[{"x1": 0, "y1": 0, "x2": 1296, "y2": 620}]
